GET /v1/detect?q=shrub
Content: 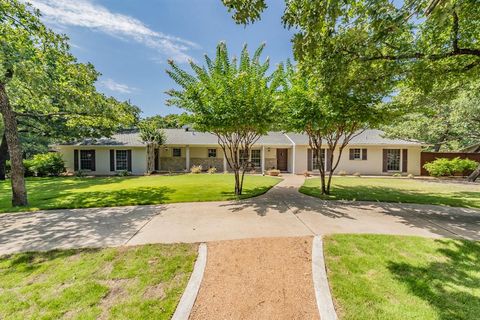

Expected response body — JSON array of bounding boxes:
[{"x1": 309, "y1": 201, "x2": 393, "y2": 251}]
[
  {"x1": 117, "y1": 170, "x2": 130, "y2": 177},
  {"x1": 6, "y1": 159, "x2": 36, "y2": 177},
  {"x1": 392, "y1": 173, "x2": 402, "y2": 177},
  {"x1": 338, "y1": 170, "x2": 348, "y2": 176},
  {"x1": 407, "y1": 173, "x2": 415, "y2": 179},
  {"x1": 190, "y1": 165, "x2": 202, "y2": 174},
  {"x1": 267, "y1": 169, "x2": 281, "y2": 176},
  {"x1": 74, "y1": 170, "x2": 87, "y2": 177},
  {"x1": 424, "y1": 157, "x2": 479, "y2": 177},
  {"x1": 352, "y1": 172, "x2": 361, "y2": 177},
  {"x1": 207, "y1": 167, "x2": 217, "y2": 174},
  {"x1": 31, "y1": 153, "x2": 66, "y2": 177},
  {"x1": 303, "y1": 170, "x2": 311, "y2": 177}
]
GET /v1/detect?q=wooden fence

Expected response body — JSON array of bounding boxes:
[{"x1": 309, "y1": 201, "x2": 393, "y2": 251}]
[{"x1": 420, "y1": 152, "x2": 480, "y2": 176}]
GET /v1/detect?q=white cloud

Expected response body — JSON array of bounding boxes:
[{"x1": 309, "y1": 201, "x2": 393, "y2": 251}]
[
  {"x1": 100, "y1": 78, "x2": 136, "y2": 94},
  {"x1": 27, "y1": 0, "x2": 198, "y2": 62}
]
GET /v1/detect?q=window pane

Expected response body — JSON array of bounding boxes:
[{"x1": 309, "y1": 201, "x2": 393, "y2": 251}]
[
  {"x1": 116, "y1": 150, "x2": 128, "y2": 171},
  {"x1": 251, "y1": 150, "x2": 261, "y2": 168},
  {"x1": 80, "y1": 150, "x2": 94, "y2": 170},
  {"x1": 208, "y1": 149, "x2": 217, "y2": 158},
  {"x1": 312, "y1": 149, "x2": 325, "y2": 169},
  {"x1": 173, "y1": 148, "x2": 181, "y2": 157},
  {"x1": 353, "y1": 149, "x2": 361, "y2": 159},
  {"x1": 387, "y1": 149, "x2": 401, "y2": 171}
]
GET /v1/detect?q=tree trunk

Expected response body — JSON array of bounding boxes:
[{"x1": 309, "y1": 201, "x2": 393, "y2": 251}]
[
  {"x1": 234, "y1": 169, "x2": 241, "y2": 195},
  {"x1": 0, "y1": 84, "x2": 27, "y2": 206},
  {"x1": 146, "y1": 143, "x2": 156, "y2": 174},
  {"x1": 467, "y1": 164, "x2": 480, "y2": 182},
  {"x1": 0, "y1": 133, "x2": 7, "y2": 180}
]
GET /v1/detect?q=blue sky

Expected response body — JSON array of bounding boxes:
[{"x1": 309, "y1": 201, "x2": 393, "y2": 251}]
[{"x1": 28, "y1": 0, "x2": 295, "y2": 117}]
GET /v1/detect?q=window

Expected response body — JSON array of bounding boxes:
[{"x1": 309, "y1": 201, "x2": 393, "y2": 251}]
[
  {"x1": 386, "y1": 149, "x2": 401, "y2": 171},
  {"x1": 116, "y1": 150, "x2": 128, "y2": 171},
  {"x1": 208, "y1": 148, "x2": 217, "y2": 158},
  {"x1": 239, "y1": 149, "x2": 249, "y2": 165},
  {"x1": 80, "y1": 150, "x2": 95, "y2": 170},
  {"x1": 251, "y1": 150, "x2": 261, "y2": 168},
  {"x1": 352, "y1": 148, "x2": 361, "y2": 160},
  {"x1": 173, "y1": 148, "x2": 181, "y2": 157}
]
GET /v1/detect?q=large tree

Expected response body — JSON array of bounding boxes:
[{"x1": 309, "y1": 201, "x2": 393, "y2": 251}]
[
  {"x1": 1, "y1": 0, "x2": 139, "y2": 206},
  {"x1": 143, "y1": 113, "x2": 189, "y2": 129},
  {"x1": 166, "y1": 42, "x2": 283, "y2": 195}
]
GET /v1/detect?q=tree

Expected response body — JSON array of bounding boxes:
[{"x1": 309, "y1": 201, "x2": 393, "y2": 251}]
[
  {"x1": 166, "y1": 42, "x2": 283, "y2": 195},
  {"x1": 0, "y1": 116, "x2": 6, "y2": 180},
  {"x1": 1, "y1": 0, "x2": 139, "y2": 206},
  {"x1": 143, "y1": 113, "x2": 188, "y2": 129},
  {"x1": 282, "y1": 62, "x2": 389, "y2": 195},
  {"x1": 139, "y1": 119, "x2": 166, "y2": 174},
  {"x1": 384, "y1": 80, "x2": 480, "y2": 151}
]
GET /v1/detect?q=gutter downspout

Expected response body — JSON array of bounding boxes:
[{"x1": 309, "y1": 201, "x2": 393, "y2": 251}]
[{"x1": 284, "y1": 133, "x2": 296, "y2": 174}]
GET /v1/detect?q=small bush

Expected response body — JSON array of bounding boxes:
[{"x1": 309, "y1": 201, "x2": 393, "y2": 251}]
[
  {"x1": 392, "y1": 173, "x2": 402, "y2": 177},
  {"x1": 74, "y1": 170, "x2": 87, "y2": 177},
  {"x1": 207, "y1": 167, "x2": 217, "y2": 174},
  {"x1": 117, "y1": 170, "x2": 130, "y2": 177},
  {"x1": 338, "y1": 170, "x2": 348, "y2": 176},
  {"x1": 303, "y1": 170, "x2": 311, "y2": 177},
  {"x1": 190, "y1": 165, "x2": 202, "y2": 174},
  {"x1": 424, "y1": 157, "x2": 478, "y2": 177},
  {"x1": 6, "y1": 159, "x2": 38, "y2": 177},
  {"x1": 407, "y1": 173, "x2": 415, "y2": 179},
  {"x1": 352, "y1": 172, "x2": 361, "y2": 177},
  {"x1": 30, "y1": 153, "x2": 66, "y2": 177},
  {"x1": 267, "y1": 169, "x2": 281, "y2": 176}
]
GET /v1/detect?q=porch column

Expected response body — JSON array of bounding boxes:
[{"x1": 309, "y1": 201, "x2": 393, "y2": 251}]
[
  {"x1": 223, "y1": 150, "x2": 228, "y2": 173},
  {"x1": 292, "y1": 145, "x2": 296, "y2": 174},
  {"x1": 186, "y1": 145, "x2": 190, "y2": 170},
  {"x1": 261, "y1": 146, "x2": 265, "y2": 173}
]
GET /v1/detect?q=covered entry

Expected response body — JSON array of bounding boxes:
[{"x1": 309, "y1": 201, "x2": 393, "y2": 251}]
[{"x1": 276, "y1": 148, "x2": 288, "y2": 171}]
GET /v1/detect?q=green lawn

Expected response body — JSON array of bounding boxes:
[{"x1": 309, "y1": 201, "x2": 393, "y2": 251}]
[
  {"x1": 0, "y1": 243, "x2": 197, "y2": 320},
  {"x1": 324, "y1": 234, "x2": 480, "y2": 320},
  {"x1": 0, "y1": 174, "x2": 280, "y2": 213},
  {"x1": 300, "y1": 177, "x2": 480, "y2": 209}
]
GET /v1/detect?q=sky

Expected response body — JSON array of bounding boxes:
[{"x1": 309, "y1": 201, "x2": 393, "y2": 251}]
[{"x1": 27, "y1": 0, "x2": 295, "y2": 117}]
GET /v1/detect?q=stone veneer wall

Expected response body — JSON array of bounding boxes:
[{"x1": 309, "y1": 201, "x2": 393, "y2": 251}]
[
  {"x1": 160, "y1": 157, "x2": 186, "y2": 172},
  {"x1": 190, "y1": 158, "x2": 224, "y2": 171},
  {"x1": 265, "y1": 158, "x2": 277, "y2": 170}
]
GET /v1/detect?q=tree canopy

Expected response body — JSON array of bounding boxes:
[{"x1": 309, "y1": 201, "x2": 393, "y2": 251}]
[
  {"x1": 0, "y1": 0, "x2": 140, "y2": 205},
  {"x1": 166, "y1": 42, "x2": 283, "y2": 194}
]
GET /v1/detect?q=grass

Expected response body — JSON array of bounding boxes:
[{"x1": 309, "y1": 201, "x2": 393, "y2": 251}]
[
  {"x1": 0, "y1": 243, "x2": 197, "y2": 320},
  {"x1": 300, "y1": 177, "x2": 480, "y2": 209},
  {"x1": 324, "y1": 234, "x2": 480, "y2": 320},
  {"x1": 0, "y1": 174, "x2": 280, "y2": 213}
]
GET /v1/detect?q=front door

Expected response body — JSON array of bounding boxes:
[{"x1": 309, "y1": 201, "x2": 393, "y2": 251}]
[{"x1": 276, "y1": 148, "x2": 288, "y2": 171}]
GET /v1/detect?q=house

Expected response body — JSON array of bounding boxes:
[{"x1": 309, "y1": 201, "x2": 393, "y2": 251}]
[{"x1": 53, "y1": 129, "x2": 423, "y2": 176}]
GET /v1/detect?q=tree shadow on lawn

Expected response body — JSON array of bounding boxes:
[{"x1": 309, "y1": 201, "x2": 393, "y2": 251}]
[
  {"x1": 300, "y1": 185, "x2": 480, "y2": 209},
  {"x1": 387, "y1": 240, "x2": 480, "y2": 320}
]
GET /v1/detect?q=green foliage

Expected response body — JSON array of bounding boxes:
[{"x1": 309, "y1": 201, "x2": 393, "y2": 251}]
[
  {"x1": 139, "y1": 120, "x2": 166, "y2": 145},
  {"x1": 424, "y1": 157, "x2": 479, "y2": 177},
  {"x1": 5, "y1": 159, "x2": 34, "y2": 177},
  {"x1": 143, "y1": 113, "x2": 189, "y2": 129},
  {"x1": 221, "y1": 0, "x2": 267, "y2": 24},
  {"x1": 30, "y1": 153, "x2": 66, "y2": 177},
  {"x1": 165, "y1": 42, "x2": 284, "y2": 195}
]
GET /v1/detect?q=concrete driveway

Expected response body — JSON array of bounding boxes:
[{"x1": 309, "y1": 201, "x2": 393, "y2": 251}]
[{"x1": 1, "y1": 175, "x2": 479, "y2": 255}]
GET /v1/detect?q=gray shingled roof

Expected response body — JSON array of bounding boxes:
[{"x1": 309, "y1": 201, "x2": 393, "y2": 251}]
[
  {"x1": 285, "y1": 129, "x2": 422, "y2": 146},
  {"x1": 61, "y1": 129, "x2": 422, "y2": 147}
]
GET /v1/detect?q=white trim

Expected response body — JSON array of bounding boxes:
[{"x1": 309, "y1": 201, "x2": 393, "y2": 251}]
[
  {"x1": 284, "y1": 133, "x2": 296, "y2": 174},
  {"x1": 312, "y1": 236, "x2": 338, "y2": 320},
  {"x1": 261, "y1": 145, "x2": 265, "y2": 173},
  {"x1": 171, "y1": 243, "x2": 207, "y2": 320},
  {"x1": 185, "y1": 146, "x2": 190, "y2": 170}
]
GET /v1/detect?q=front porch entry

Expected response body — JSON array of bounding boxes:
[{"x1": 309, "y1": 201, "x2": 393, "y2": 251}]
[{"x1": 276, "y1": 148, "x2": 288, "y2": 171}]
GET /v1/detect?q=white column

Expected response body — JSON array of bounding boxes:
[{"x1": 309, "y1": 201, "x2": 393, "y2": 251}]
[
  {"x1": 186, "y1": 145, "x2": 190, "y2": 170},
  {"x1": 223, "y1": 149, "x2": 228, "y2": 173},
  {"x1": 292, "y1": 145, "x2": 296, "y2": 174},
  {"x1": 261, "y1": 146, "x2": 265, "y2": 173}
]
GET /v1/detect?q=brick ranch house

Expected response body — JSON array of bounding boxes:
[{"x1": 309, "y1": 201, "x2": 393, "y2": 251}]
[{"x1": 53, "y1": 129, "x2": 423, "y2": 176}]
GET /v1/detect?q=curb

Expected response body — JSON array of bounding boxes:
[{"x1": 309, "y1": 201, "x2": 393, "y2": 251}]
[
  {"x1": 312, "y1": 236, "x2": 338, "y2": 320},
  {"x1": 172, "y1": 242, "x2": 207, "y2": 320}
]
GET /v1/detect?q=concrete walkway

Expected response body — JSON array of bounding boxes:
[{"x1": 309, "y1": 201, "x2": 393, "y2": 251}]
[{"x1": 1, "y1": 175, "x2": 479, "y2": 255}]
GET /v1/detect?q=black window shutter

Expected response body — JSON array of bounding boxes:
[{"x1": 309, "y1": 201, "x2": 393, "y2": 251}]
[
  {"x1": 74, "y1": 149, "x2": 79, "y2": 171},
  {"x1": 402, "y1": 149, "x2": 408, "y2": 172},
  {"x1": 382, "y1": 149, "x2": 388, "y2": 172},
  {"x1": 127, "y1": 150, "x2": 132, "y2": 172},
  {"x1": 307, "y1": 149, "x2": 312, "y2": 171},
  {"x1": 110, "y1": 150, "x2": 115, "y2": 171},
  {"x1": 362, "y1": 149, "x2": 368, "y2": 160},
  {"x1": 349, "y1": 149, "x2": 354, "y2": 160},
  {"x1": 90, "y1": 150, "x2": 96, "y2": 171}
]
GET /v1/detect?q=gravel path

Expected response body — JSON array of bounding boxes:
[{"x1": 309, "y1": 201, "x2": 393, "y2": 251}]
[{"x1": 189, "y1": 237, "x2": 319, "y2": 320}]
